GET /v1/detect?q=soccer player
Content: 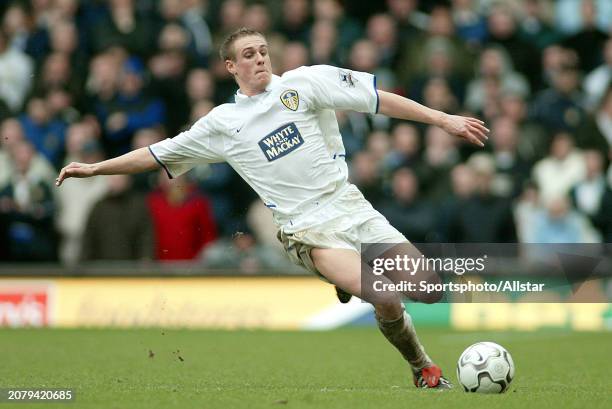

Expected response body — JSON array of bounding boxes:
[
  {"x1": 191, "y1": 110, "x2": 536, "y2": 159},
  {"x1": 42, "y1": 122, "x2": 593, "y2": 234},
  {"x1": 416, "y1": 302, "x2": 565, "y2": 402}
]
[{"x1": 56, "y1": 28, "x2": 488, "y2": 389}]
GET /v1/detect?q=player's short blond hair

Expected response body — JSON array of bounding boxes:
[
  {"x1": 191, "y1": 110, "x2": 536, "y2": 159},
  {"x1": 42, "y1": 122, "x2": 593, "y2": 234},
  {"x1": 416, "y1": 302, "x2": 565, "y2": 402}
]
[{"x1": 219, "y1": 27, "x2": 265, "y2": 61}]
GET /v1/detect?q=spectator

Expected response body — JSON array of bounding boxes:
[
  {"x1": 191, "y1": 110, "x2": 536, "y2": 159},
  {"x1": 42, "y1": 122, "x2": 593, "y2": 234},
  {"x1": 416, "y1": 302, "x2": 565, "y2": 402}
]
[
  {"x1": 0, "y1": 140, "x2": 57, "y2": 261},
  {"x1": 486, "y1": 2, "x2": 541, "y2": 88},
  {"x1": 196, "y1": 161, "x2": 236, "y2": 236},
  {"x1": 46, "y1": 0, "x2": 83, "y2": 31},
  {"x1": 570, "y1": 150, "x2": 609, "y2": 223},
  {"x1": 513, "y1": 180, "x2": 542, "y2": 243},
  {"x1": 149, "y1": 23, "x2": 191, "y2": 135},
  {"x1": 334, "y1": 110, "x2": 363, "y2": 158},
  {"x1": 593, "y1": 184, "x2": 612, "y2": 242},
  {"x1": 313, "y1": 0, "x2": 362, "y2": 53},
  {"x1": 530, "y1": 195, "x2": 599, "y2": 243},
  {"x1": 348, "y1": 38, "x2": 381, "y2": 74},
  {"x1": 350, "y1": 151, "x2": 384, "y2": 206},
  {"x1": 529, "y1": 65, "x2": 586, "y2": 132},
  {"x1": 148, "y1": 171, "x2": 217, "y2": 261},
  {"x1": 19, "y1": 96, "x2": 67, "y2": 169},
  {"x1": 386, "y1": 0, "x2": 427, "y2": 38},
  {"x1": 407, "y1": 38, "x2": 466, "y2": 106},
  {"x1": 420, "y1": 125, "x2": 460, "y2": 199},
  {"x1": 246, "y1": 200, "x2": 283, "y2": 250},
  {"x1": 366, "y1": 13, "x2": 401, "y2": 71},
  {"x1": 366, "y1": 131, "x2": 391, "y2": 165},
  {"x1": 518, "y1": 0, "x2": 561, "y2": 50},
  {"x1": 437, "y1": 163, "x2": 477, "y2": 241},
  {"x1": 214, "y1": 0, "x2": 245, "y2": 39},
  {"x1": 400, "y1": 5, "x2": 474, "y2": 84},
  {"x1": 561, "y1": 0, "x2": 610, "y2": 73},
  {"x1": 379, "y1": 167, "x2": 436, "y2": 242},
  {"x1": 422, "y1": 77, "x2": 459, "y2": 114},
  {"x1": 539, "y1": 44, "x2": 577, "y2": 90},
  {"x1": 200, "y1": 223, "x2": 293, "y2": 273},
  {"x1": 84, "y1": 50, "x2": 123, "y2": 116},
  {"x1": 498, "y1": 91, "x2": 548, "y2": 160},
  {"x1": 0, "y1": 28, "x2": 34, "y2": 113},
  {"x1": 1, "y1": 1, "x2": 48, "y2": 62},
  {"x1": 32, "y1": 52, "x2": 80, "y2": 101},
  {"x1": 182, "y1": 0, "x2": 214, "y2": 64},
  {"x1": 157, "y1": 0, "x2": 213, "y2": 66},
  {"x1": 583, "y1": 38, "x2": 612, "y2": 111},
  {"x1": 277, "y1": 0, "x2": 311, "y2": 44},
  {"x1": 533, "y1": 131, "x2": 586, "y2": 205},
  {"x1": 95, "y1": 56, "x2": 166, "y2": 157},
  {"x1": 2, "y1": 2, "x2": 33, "y2": 52},
  {"x1": 48, "y1": 19, "x2": 86, "y2": 88},
  {"x1": 447, "y1": 153, "x2": 517, "y2": 242},
  {"x1": 451, "y1": 0, "x2": 487, "y2": 47},
  {"x1": 0, "y1": 118, "x2": 56, "y2": 189},
  {"x1": 56, "y1": 123, "x2": 108, "y2": 265},
  {"x1": 90, "y1": 0, "x2": 155, "y2": 58},
  {"x1": 348, "y1": 40, "x2": 394, "y2": 129},
  {"x1": 382, "y1": 123, "x2": 422, "y2": 174},
  {"x1": 242, "y1": 2, "x2": 272, "y2": 35},
  {"x1": 185, "y1": 68, "x2": 215, "y2": 105},
  {"x1": 579, "y1": 85, "x2": 612, "y2": 159},
  {"x1": 489, "y1": 116, "x2": 532, "y2": 197},
  {"x1": 555, "y1": 0, "x2": 612, "y2": 35},
  {"x1": 81, "y1": 174, "x2": 154, "y2": 261},
  {"x1": 46, "y1": 86, "x2": 80, "y2": 125},
  {"x1": 465, "y1": 46, "x2": 530, "y2": 118},
  {"x1": 280, "y1": 42, "x2": 310, "y2": 74},
  {"x1": 309, "y1": 19, "x2": 340, "y2": 65}
]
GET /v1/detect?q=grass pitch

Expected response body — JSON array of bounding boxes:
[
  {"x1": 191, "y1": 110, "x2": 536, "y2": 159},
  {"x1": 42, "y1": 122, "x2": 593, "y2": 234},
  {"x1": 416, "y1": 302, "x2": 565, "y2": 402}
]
[{"x1": 0, "y1": 327, "x2": 610, "y2": 409}]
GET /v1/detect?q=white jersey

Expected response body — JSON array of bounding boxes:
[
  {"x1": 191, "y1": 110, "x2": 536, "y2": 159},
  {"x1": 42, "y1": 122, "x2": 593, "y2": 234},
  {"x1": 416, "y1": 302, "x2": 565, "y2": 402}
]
[{"x1": 149, "y1": 65, "x2": 379, "y2": 231}]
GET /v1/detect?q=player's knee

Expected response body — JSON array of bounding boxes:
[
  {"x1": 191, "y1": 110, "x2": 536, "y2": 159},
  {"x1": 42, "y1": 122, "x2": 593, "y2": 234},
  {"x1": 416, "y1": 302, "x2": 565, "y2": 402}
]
[
  {"x1": 413, "y1": 289, "x2": 443, "y2": 304},
  {"x1": 407, "y1": 272, "x2": 444, "y2": 304}
]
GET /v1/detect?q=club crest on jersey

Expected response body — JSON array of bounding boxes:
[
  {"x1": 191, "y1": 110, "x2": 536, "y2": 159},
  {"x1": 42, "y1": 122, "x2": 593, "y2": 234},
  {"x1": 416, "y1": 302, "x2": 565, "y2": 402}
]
[
  {"x1": 280, "y1": 89, "x2": 299, "y2": 111},
  {"x1": 258, "y1": 122, "x2": 304, "y2": 161}
]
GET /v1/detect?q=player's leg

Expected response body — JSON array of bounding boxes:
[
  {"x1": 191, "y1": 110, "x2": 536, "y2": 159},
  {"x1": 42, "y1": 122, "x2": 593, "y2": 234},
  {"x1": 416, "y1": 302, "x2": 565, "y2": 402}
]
[
  {"x1": 309, "y1": 248, "x2": 402, "y2": 315},
  {"x1": 310, "y1": 248, "x2": 451, "y2": 388},
  {"x1": 358, "y1": 212, "x2": 444, "y2": 304},
  {"x1": 374, "y1": 242, "x2": 445, "y2": 304}
]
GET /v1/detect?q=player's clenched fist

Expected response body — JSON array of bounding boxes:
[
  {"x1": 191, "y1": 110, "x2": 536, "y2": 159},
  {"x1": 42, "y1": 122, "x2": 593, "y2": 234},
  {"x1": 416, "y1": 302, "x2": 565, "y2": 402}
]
[{"x1": 55, "y1": 162, "x2": 95, "y2": 186}]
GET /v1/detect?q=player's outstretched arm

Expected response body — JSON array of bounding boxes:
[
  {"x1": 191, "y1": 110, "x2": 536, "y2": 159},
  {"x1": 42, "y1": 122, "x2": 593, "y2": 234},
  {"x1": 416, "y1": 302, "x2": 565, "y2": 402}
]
[
  {"x1": 377, "y1": 90, "x2": 489, "y2": 147},
  {"x1": 55, "y1": 147, "x2": 159, "y2": 186}
]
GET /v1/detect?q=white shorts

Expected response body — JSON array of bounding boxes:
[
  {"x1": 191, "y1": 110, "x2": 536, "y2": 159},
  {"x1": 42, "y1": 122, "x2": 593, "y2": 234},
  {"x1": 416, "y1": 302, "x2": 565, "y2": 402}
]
[{"x1": 277, "y1": 184, "x2": 407, "y2": 276}]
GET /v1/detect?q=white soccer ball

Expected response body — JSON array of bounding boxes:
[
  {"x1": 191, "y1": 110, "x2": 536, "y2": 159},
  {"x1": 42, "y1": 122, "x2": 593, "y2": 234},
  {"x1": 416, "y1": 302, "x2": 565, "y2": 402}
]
[{"x1": 457, "y1": 341, "x2": 515, "y2": 393}]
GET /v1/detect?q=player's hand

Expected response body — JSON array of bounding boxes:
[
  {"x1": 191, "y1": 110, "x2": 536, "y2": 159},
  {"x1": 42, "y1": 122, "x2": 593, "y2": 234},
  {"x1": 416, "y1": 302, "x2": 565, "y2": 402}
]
[
  {"x1": 56, "y1": 162, "x2": 96, "y2": 186},
  {"x1": 439, "y1": 114, "x2": 489, "y2": 147}
]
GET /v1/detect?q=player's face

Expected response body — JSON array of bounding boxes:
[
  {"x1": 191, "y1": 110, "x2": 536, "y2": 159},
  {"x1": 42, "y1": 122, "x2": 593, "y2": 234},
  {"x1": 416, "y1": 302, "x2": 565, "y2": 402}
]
[{"x1": 226, "y1": 35, "x2": 272, "y2": 95}]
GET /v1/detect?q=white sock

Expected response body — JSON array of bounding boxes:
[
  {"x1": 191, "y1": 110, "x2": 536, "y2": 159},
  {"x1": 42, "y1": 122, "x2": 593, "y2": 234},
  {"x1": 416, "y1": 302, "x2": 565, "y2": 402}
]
[{"x1": 376, "y1": 310, "x2": 432, "y2": 372}]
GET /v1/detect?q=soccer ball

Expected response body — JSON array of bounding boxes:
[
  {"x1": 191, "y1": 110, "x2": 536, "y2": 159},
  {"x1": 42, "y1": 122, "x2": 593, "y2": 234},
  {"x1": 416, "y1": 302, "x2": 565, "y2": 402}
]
[{"x1": 457, "y1": 341, "x2": 515, "y2": 393}]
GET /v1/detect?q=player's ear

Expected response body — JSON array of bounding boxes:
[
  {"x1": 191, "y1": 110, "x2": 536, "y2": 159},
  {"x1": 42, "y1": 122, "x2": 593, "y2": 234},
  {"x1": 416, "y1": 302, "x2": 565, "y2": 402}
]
[{"x1": 225, "y1": 59, "x2": 236, "y2": 76}]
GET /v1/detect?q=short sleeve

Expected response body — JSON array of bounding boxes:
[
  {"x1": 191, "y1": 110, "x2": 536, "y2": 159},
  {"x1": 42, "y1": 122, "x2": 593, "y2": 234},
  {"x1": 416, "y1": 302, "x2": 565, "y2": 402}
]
[
  {"x1": 148, "y1": 113, "x2": 225, "y2": 178},
  {"x1": 291, "y1": 65, "x2": 379, "y2": 114}
]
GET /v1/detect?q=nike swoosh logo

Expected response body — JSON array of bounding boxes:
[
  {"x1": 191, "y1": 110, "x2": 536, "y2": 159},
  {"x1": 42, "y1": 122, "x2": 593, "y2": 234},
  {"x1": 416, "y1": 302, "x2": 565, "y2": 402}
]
[{"x1": 236, "y1": 125, "x2": 244, "y2": 133}]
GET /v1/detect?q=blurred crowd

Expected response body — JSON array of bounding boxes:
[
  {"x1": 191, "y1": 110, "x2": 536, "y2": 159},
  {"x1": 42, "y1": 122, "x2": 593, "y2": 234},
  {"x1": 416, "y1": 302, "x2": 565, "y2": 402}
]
[{"x1": 0, "y1": 0, "x2": 611, "y2": 268}]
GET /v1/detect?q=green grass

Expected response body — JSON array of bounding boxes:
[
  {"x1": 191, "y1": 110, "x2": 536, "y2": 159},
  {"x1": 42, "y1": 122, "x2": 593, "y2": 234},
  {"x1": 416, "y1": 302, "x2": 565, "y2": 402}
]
[{"x1": 0, "y1": 328, "x2": 610, "y2": 409}]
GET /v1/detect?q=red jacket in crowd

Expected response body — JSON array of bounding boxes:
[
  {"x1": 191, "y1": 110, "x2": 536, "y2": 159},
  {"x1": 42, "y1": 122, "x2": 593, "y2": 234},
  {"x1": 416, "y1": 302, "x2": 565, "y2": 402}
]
[{"x1": 147, "y1": 185, "x2": 217, "y2": 260}]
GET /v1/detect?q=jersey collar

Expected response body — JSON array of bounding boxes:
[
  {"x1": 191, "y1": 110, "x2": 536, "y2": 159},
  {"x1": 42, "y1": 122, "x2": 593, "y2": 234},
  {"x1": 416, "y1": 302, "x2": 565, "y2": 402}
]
[{"x1": 235, "y1": 74, "x2": 280, "y2": 104}]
